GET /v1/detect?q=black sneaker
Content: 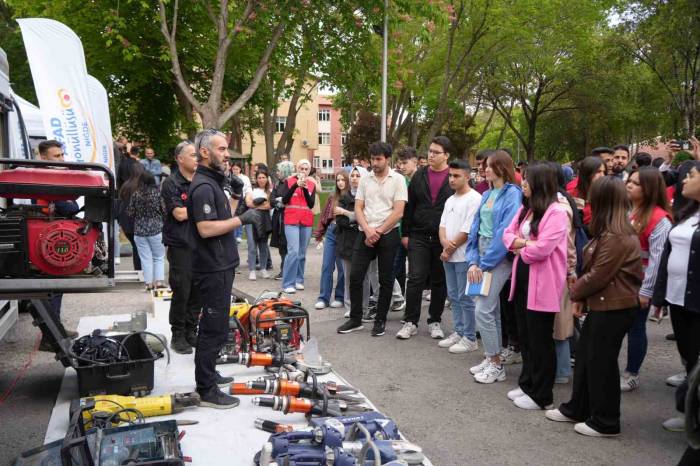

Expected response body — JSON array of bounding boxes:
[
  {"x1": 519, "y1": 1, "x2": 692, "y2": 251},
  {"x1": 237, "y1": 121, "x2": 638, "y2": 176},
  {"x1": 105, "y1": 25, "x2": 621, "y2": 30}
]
[
  {"x1": 274, "y1": 272, "x2": 283, "y2": 280},
  {"x1": 362, "y1": 309, "x2": 377, "y2": 322},
  {"x1": 371, "y1": 320, "x2": 386, "y2": 337},
  {"x1": 215, "y1": 371, "x2": 234, "y2": 387},
  {"x1": 170, "y1": 335, "x2": 193, "y2": 354},
  {"x1": 337, "y1": 320, "x2": 364, "y2": 334},
  {"x1": 185, "y1": 331, "x2": 198, "y2": 347},
  {"x1": 198, "y1": 388, "x2": 240, "y2": 409}
]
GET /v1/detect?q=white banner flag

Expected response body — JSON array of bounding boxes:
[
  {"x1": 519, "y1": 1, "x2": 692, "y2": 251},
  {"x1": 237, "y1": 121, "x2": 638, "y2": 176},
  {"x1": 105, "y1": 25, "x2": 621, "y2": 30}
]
[
  {"x1": 17, "y1": 18, "x2": 100, "y2": 165},
  {"x1": 87, "y1": 75, "x2": 114, "y2": 171}
]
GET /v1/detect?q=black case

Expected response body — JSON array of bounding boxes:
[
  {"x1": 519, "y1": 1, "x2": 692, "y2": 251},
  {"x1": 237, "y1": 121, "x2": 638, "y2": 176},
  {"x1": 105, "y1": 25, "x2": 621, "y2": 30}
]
[{"x1": 74, "y1": 333, "x2": 156, "y2": 397}]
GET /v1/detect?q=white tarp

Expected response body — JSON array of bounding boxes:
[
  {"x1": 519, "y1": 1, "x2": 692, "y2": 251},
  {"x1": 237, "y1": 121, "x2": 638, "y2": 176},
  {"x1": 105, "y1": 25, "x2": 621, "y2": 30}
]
[{"x1": 17, "y1": 18, "x2": 109, "y2": 167}]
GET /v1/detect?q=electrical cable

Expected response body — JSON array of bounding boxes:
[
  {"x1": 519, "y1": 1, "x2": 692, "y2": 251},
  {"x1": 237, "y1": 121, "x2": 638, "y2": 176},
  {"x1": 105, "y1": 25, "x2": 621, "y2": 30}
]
[
  {"x1": 356, "y1": 423, "x2": 382, "y2": 466},
  {"x1": 0, "y1": 334, "x2": 41, "y2": 406}
]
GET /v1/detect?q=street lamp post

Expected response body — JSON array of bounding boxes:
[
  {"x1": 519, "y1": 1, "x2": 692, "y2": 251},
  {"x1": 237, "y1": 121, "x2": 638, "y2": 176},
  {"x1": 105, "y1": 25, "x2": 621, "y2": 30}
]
[{"x1": 381, "y1": 0, "x2": 388, "y2": 142}]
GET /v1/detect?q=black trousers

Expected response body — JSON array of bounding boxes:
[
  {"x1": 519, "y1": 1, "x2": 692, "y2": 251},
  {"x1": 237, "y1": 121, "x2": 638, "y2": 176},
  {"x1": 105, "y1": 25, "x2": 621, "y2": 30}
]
[
  {"x1": 403, "y1": 234, "x2": 448, "y2": 325},
  {"x1": 349, "y1": 229, "x2": 400, "y2": 322},
  {"x1": 500, "y1": 279, "x2": 519, "y2": 350},
  {"x1": 167, "y1": 246, "x2": 199, "y2": 336},
  {"x1": 669, "y1": 305, "x2": 700, "y2": 414},
  {"x1": 193, "y1": 268, "x2": 234, "y2": 393},
  {"x1": 125, "y1": 232, "x2": 142, "y2": 270},
  {"x1": 392, "y1": 243, "x2": 407, "y2": 295},
  {"x1": 513, "y1": 260, "x2": 556, "y2": 407},
  {"x1": 559, "y1": 307, "x2": 635, "y2": 434}
]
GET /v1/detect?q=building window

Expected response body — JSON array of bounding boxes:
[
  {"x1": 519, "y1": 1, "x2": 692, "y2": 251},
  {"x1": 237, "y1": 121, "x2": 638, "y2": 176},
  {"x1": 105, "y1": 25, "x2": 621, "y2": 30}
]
[
  {"x1": 321, "y1": 159, "x2": 334, "y2": 169},
  {"x1": 341, "y1": 133, "x2": 347, "y2": 145},
  {"x1": 318, "y1": 132, "x2": 330, "y2": 145},
  {"x1": 318, "y1": 108, "x2": 330, "y2": 121},
  {"x1": 275, "y1": 116, "x2": 287, "y2": 133},
  {"x1": 313, "y1": 156, "x2": 321, "y2": 168}
]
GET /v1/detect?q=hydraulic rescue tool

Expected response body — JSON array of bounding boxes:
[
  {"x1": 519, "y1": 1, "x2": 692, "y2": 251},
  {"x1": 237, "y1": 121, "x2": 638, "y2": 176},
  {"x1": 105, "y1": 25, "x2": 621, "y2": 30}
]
[
  {"x1": 251, "y1": 396, "x2": 372, "y2": 417},
  {"x1": 254, "y1": 413, "x2": 424, "y2": 466},
  {"x1": 231, "y1": 378, "x2": 362, "y2": 403}
]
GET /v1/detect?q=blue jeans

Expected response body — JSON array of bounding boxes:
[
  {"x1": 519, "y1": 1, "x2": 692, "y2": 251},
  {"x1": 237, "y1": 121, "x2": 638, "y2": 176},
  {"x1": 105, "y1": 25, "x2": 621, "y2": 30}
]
[
  {"x1": 555, "y1": 339, "x2": 572, "y2": 378},
  {"x1": 282, "y1": 225, "x2": 312, "y2": 289},
  {"x1": 134, "y1": 233, "x2": 165, "y2": 284},
  {"x1": 443, "y1": 261, "x2": 476, "y2": 341},
  {"x1": 625, "y1": 305, "x2": 651, "y2": 375},
  {"x1": 317, "y1": 223, "x2": 344, "y2": 304},
  {"x1": 246, "y1": 224, "x2": 270, "y2": 272},
  {"x1": 473, "y1": 236, "x2": 512, "y2": 357}
]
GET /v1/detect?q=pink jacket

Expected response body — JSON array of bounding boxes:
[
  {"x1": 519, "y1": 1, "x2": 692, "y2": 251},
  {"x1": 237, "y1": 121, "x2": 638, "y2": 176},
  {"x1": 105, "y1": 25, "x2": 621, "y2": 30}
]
[{"x1": 502, "y1": 203, "x2": 569, "y2": 312}]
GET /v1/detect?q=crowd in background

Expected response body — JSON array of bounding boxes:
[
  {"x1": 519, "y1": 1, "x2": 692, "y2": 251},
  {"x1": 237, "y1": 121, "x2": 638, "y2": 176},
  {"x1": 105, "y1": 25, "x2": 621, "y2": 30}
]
[{"x1": 110, "y1": 133, "x2": 700, "y2": 459}]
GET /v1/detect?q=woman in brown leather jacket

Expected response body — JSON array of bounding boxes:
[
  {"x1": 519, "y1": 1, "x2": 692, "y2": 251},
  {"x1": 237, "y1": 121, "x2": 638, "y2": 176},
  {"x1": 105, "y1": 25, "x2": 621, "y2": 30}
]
[{"x1": 545, "y1": 176, "x2": 642, "y2": 437}]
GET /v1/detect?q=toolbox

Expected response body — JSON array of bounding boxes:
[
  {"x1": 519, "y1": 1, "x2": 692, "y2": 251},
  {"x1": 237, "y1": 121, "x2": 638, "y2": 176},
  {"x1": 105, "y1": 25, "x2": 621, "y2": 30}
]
[{"x1": 74, "y1": 332, "x2": 156, "y2": 397}]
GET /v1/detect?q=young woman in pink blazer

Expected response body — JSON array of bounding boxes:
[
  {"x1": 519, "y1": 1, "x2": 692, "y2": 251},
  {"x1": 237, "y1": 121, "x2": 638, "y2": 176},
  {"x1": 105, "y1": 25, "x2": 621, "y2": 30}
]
[{"x1": 502, "y1": 162, "x2": 570, "y2": 410}]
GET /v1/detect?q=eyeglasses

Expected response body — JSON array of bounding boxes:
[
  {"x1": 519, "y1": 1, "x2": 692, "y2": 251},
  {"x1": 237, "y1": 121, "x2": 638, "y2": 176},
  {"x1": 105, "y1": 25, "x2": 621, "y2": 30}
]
[{"x1": 428, "y1": 149, "x2": 444, "y2": 155}]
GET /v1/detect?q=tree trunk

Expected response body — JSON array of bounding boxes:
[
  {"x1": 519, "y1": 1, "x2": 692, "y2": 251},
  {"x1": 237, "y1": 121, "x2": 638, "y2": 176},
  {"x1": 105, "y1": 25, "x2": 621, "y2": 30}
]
[{"x1": 262, "y1": 101, "x2": 276, "y2": 169}]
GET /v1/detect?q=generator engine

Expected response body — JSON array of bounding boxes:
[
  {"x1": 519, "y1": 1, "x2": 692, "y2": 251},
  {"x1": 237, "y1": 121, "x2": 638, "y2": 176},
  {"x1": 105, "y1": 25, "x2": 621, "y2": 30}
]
[{"x1": 0, "y1": 164, "x2": 111, "y2": 279}]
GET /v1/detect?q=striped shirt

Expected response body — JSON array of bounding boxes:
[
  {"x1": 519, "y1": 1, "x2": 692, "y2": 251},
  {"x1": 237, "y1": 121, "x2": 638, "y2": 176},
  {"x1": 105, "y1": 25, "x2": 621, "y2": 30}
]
[{"x1": 640, "y1": 217, "x2": 672, "y2": 298}]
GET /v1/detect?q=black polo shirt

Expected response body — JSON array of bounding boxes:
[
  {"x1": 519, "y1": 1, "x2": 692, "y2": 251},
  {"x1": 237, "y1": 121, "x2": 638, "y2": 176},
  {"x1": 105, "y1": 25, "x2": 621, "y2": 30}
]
[
  {"x1": 186, "y1": 165, "x2": 239, "y2": 273},
  {"x1": 161, "y1": 168, "x2": 191, "y2": 248}
]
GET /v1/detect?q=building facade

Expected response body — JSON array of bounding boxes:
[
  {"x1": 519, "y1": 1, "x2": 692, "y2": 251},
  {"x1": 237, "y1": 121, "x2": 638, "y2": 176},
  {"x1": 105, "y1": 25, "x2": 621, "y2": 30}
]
[{"x1": 241, "y1": 87, "x2": 345, "y2": 177}]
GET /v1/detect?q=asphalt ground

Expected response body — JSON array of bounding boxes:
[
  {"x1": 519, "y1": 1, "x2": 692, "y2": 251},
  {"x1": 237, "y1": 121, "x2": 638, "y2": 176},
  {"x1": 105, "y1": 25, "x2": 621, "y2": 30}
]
[{"x1": 0, "y1": 243, "x2": 689, "y2": 465}]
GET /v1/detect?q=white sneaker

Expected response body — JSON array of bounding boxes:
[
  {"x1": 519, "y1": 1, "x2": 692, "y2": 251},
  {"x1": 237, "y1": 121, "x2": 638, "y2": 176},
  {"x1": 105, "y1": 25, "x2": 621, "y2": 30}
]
[
  {"x1": 330, "y1": 300, "x2": 344, "y2": 308},
  {"x1": 391, "y1": 299, "x2": 406, "y2": 312},
  {"x1": 474, "y1": 362, "x2": 506, "y2": 384},
  {"x1": 236, "y1": 237, "x2": 242, "y2": 244},
  {"x1": 662, "y1": 417, "x2": 685, "y2": 432},
  {"x1": 500, "y1": 346, "x2": 522, "y2": 365},
  {"x1": 428, "y1": 322, "x2": 444, "y2": 339},
  {"x1": 423, "y1": 290, "x2": 431, "y2": 301},
  {"x1": 314, "y1": 300, "x2": 327, "y2": 310},
  {"x1": 666, "y1": 372, "x2": 686, "y2": 387},
  {"x1": 514, "y1": 394, "x2": 543, "y2": 410},
  {"x1": 438, "y1": 332, "x2": 461, "y2": 348},
  {"x1": 261, "y1": 269, "x2": 271, "y2": 279},
  {"x1": 449, "y1": 337, "x2": 478, "y2": 354},
  {"x1": 507, "y1": 387, "x2": 525, "y2": 401},
  {"x1": 469, "y1": 358, "x2": 490, "y2": 375},
  {"x1": 114, "y1": 257, "x2": 121, "y2": 265},
  {"x1": 545, "y1": 409, "x2": 576, "y2": 423},
  {"x1": 295, "y1": 283, "x2": 305, "y2": 290},
  {"x1": 248, "y1": 271, "x2": 256, "y2": 280},
  {"x1": 620, "y1": 374, "x2": 639, "y2": 392},
  {"x1": 343, "y1": 310, "x2": 351, "y2": 318},
  {"x1": 396, "y1": 322, "x2": 418, "y2": 340},
  {"x1": 574, "y1": 422, "x2": 619, "y2": 437},
  {"x1": 283, "y1": 287, "x2": 296, "y2": 294}
]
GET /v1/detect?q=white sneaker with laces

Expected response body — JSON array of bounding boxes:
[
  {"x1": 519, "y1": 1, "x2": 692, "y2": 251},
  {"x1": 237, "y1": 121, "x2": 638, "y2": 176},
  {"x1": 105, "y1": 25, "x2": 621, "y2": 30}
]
[
  {"x1": 314, "y1": 300, "x2": 327, "y2": 310},
  {"x1": 507, "y1": 387, "x2": 525, "y2": 401},
  {"x1": 248, "y1": 271, "x2": 256, "y2": 280},
  {"x1": 295, "y1": 283, "x2": 305, "y2": 290},
  {"x1": 428, "y1": 322, "x2": 444, "y2": 339},
  {"x1": 396, "y1": 322, "x2": 418, "y2": 340},
  {"x1": 438, "y1": 332, "x2": 461, "y2": 348},
  {"x1": 500, "y1": 346, "x2": 522, "y2": 365},
  {"x1": 469, "y1": 358, "x2": 490, "y2": 375},
  {"x1": 283, "y1": 287, "x2": 296, "y2": 294},
  {"x1": 545, "y1": 409, "x2": 576, "y2": 423},
  {"x1": 620, "y1": 374, "x2": 640, "y2": 392},
  {"x1": 514, "y1": 394, "x2": 543, "y2": 410},
  {"x1": 261, "y1": 269, "x2": 271, "y2": 279},
  {"x1": 449, "y1": 337, "x2": 478, "y2": 354},
  {"x1": 330, "y1": 300, "x2": 344, "y2": 308},
  {"x1": 474, "y1": 362, "x2": 506, "y2": 384},
  {"x1": 574, "y1": 422, "x2": 619, "y2": 437}
]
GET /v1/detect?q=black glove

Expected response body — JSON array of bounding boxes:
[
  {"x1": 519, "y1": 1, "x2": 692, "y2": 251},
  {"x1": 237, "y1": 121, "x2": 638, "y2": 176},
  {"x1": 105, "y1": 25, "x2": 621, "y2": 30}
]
[
  {"x1": 238, "y1": 208, "x2": 259, "y2": 226},
  {"x1": 229, "y1": 175, "x2": 243, "y2": 198}
]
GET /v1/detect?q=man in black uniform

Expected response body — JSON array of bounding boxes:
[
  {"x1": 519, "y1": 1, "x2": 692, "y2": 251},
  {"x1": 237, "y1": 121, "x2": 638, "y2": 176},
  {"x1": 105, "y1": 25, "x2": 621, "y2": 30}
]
[
  {"x1": 187, "y1": 129, "x2": 255, "y2": 408},
  {"x1": 161, "y1": 141, "x2": 199, "y2": 354}
]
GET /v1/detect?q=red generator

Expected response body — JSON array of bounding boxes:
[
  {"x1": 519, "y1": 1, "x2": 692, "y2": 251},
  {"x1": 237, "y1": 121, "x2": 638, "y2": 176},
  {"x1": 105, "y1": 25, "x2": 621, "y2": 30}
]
[{"x1": 0, "y1": 158, "x2": 116, "y2": 292}]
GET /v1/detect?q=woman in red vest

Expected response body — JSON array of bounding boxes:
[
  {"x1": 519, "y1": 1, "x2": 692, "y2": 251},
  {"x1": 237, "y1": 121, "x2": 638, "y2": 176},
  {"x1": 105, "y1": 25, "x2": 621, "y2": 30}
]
[
  {"x1": 281, "y1": 159, "x2": 317, "y2": 293},
  {"x1": 621, "y1": 167, "x2": 672, "y2": 392}
]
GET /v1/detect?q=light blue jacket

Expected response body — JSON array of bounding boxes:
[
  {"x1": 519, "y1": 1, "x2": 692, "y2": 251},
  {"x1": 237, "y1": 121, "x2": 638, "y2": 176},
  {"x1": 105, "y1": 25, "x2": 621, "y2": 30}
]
[
  {"x1": 466, "y1": 183, "x2": 522, "y2": 271},
  {"x1": 140, "y1": 158, "x2": 162, "y2": 185}
]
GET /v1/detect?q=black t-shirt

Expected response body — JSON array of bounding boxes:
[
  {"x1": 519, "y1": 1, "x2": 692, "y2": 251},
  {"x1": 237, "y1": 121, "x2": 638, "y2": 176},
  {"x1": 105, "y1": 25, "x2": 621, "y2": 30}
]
[
  {"x1": 161, "y1": 168, "x2": 191, "y2": 248},
  {"x1": 186, "y1": 165, "x2": 239, "y2": 272}
]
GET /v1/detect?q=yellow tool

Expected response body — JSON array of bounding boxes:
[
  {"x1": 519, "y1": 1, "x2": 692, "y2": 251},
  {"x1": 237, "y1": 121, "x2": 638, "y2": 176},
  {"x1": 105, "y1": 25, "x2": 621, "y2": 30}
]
[{"x1": 72, "y1": 392, "x2": 200, "y2": 427}]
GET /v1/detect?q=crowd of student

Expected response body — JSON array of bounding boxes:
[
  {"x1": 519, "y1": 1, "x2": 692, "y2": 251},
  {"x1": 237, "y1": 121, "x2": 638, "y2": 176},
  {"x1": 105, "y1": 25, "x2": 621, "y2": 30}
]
[{"x1": 112, "y1": 133, "x2": 700, "y2": 448}]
